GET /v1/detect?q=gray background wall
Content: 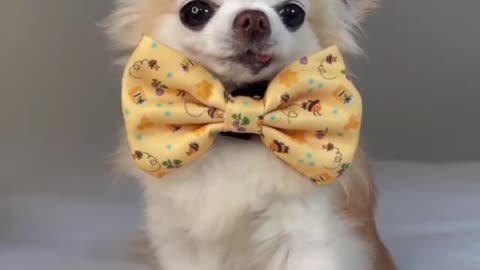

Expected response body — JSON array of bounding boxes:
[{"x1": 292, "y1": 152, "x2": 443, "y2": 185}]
[
  {"x1": 1, "y1": 0, "x2": 479, "y2": 188},
  {"x1": 354, "y1": 0, "x2": 480, "y2": 161}
]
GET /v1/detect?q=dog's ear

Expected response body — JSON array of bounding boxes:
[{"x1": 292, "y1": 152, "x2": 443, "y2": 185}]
[
  {"x1": 343, "y1": 0, "x2": 381, "y2": 21},
  {"x1": 309, "y1": 0, "x2": 381, "y2": 54},
  {"x1": 101, "y1": 0, "x2": 176, "y2": 50},
  {"x1": 100, "y1": 0, "x2": 145, "y2": 50}
]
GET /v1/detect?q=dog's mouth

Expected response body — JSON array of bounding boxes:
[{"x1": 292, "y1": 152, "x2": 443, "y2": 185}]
[{"x1": 230, "y1": 49, "x2": 273, "y2": 74}]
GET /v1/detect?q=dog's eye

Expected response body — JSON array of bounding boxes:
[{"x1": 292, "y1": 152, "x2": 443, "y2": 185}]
[
  {"x1": 277, "y1": 3, "x2": 305, "y2": 31},
  {"x1": 180, "y1": 1, "x2": 214, "y2": 30}
]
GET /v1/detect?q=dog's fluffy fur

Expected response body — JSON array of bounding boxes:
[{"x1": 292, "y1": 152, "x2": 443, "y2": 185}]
[{"x1": 103, "y1": 0, "x2": 395, "y2": 269}]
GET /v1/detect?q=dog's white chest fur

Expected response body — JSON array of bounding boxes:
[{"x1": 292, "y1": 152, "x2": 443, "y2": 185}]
[{"x1": 119, "y1": 136, "x2": 371, "y2": 270}]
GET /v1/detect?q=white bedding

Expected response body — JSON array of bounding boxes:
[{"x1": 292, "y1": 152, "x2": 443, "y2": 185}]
[{"x1": 1, "y1": 161, "x2": 479, "y2": 270}]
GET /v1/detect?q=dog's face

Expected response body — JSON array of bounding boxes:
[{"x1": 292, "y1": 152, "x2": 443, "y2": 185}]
[
  {"x1": 156, "y1": 0, "x2": 319, "y2": 83},
  {"x1": 105, "y1": 0, "x2": 379, "y2": 85}
]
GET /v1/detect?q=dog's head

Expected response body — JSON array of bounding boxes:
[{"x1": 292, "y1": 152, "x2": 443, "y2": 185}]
[{"x1": 104, "y1": 0, "x2": 379, "y2": 85}]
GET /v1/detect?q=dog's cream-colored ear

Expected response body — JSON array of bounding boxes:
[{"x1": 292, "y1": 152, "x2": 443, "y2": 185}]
[
  {"x1": 309, "y1": 0, "x2": 381, "y2": 55},
  {"x1": 100, "y1": 0, "x2": 146, "y2": 50},
  {"x1": 344, "y1": 0, "x2": 381, "y2": 21},
  {"x1": 101, "y1": 0, "x2": 175, "y2": 51}
]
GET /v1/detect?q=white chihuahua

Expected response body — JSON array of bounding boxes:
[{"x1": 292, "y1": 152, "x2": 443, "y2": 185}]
[{"x1": 104, "y1": 0, "x2": 395, "y2": 269}]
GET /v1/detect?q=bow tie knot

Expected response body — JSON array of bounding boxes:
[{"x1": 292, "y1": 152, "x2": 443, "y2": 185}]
[{"x1": 224, "y1": 96, "x2": 265, "y2": 134}]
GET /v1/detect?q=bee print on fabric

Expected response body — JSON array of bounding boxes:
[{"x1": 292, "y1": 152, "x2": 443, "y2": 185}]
[
  {"x1": 184, "y1": 103, "x2": 224, "y2": 119},
  {"x1": 176, "y1": 90, "x2": 187, "y2": 98},
  {"x1": 278, "y1": 92, "x2": 299, "y2": 123},
  {"x1": 167, "y1": 125, "x2": 182, "y2": 133},
  {"x1": 147, "y1": 60, "x2": 160, "y2": 71},
  {"x1": 301, "y1": 100, "x2": 322, "y2": 116},
  {"x1": 208, "y1": 107, "x2": 223, "y2": 119},
  {"x1": 269, "y1": 140, "x2": 290, "y2": 154},
  {"x1": 132, "y1": 151, "x2": 162, "y2": 172},
  {"x1": 332, "y1": 85, "x2": 354, "y2": 104},
  {"x1": 318, "y1": 54, "x2": 338, "y2": 80},
  {"x1": 323, "y1": 143, "x2": 335, "y2": 151},
  {"x1": 181, "y1": 58, "x2": 196, "y2": 72},
  {"x1": 325, "y1": 54, "x2": 337, "y2": 64},
  {"x1": 311, "y1": 172, "x2": 334, "y2": 184},
  {"x1": 129, "y1": 59, "x2": 160, "y2": 79},
  {"x1": 322, "y1": 143, "x2": 344, "y2": 170},
  {"x1": 187, "y1": 142, "x2": 200, "y2": 156},
  {"x1": 129, "y1": 87, "x2": 147, "y2": 105},
  {"x1": 280, "y1": 93, "x2": 291, "y2": 107}
]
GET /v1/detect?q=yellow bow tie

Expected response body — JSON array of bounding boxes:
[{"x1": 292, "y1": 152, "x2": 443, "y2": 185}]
[{"x1": 122, "y1": 36, "x2": 362, "y2": 184}]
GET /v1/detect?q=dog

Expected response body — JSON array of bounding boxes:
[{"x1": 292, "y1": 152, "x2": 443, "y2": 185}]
[{"x1": 103, "y1": 0, "x2": 396, "y2": 269}]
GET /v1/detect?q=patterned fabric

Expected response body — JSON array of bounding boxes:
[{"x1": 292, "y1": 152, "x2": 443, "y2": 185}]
[{"x1": 122, "y1": 35, "x2": 363, "y2": 184}]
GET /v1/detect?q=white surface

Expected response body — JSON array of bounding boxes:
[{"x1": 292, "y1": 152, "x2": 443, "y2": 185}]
[{"x1": 1, "y1": 161, "x2": 479, "y2": 270}]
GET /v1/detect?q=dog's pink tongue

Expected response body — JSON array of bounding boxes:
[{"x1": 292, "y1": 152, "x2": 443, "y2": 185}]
[{"x1": 255, "y1": 54, "x2": 272, "y2": 64}]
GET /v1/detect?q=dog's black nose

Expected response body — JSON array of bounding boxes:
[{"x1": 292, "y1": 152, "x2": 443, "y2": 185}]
[{"x1": 233, "y1": 10, "x2": 271, "y2": 41}]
